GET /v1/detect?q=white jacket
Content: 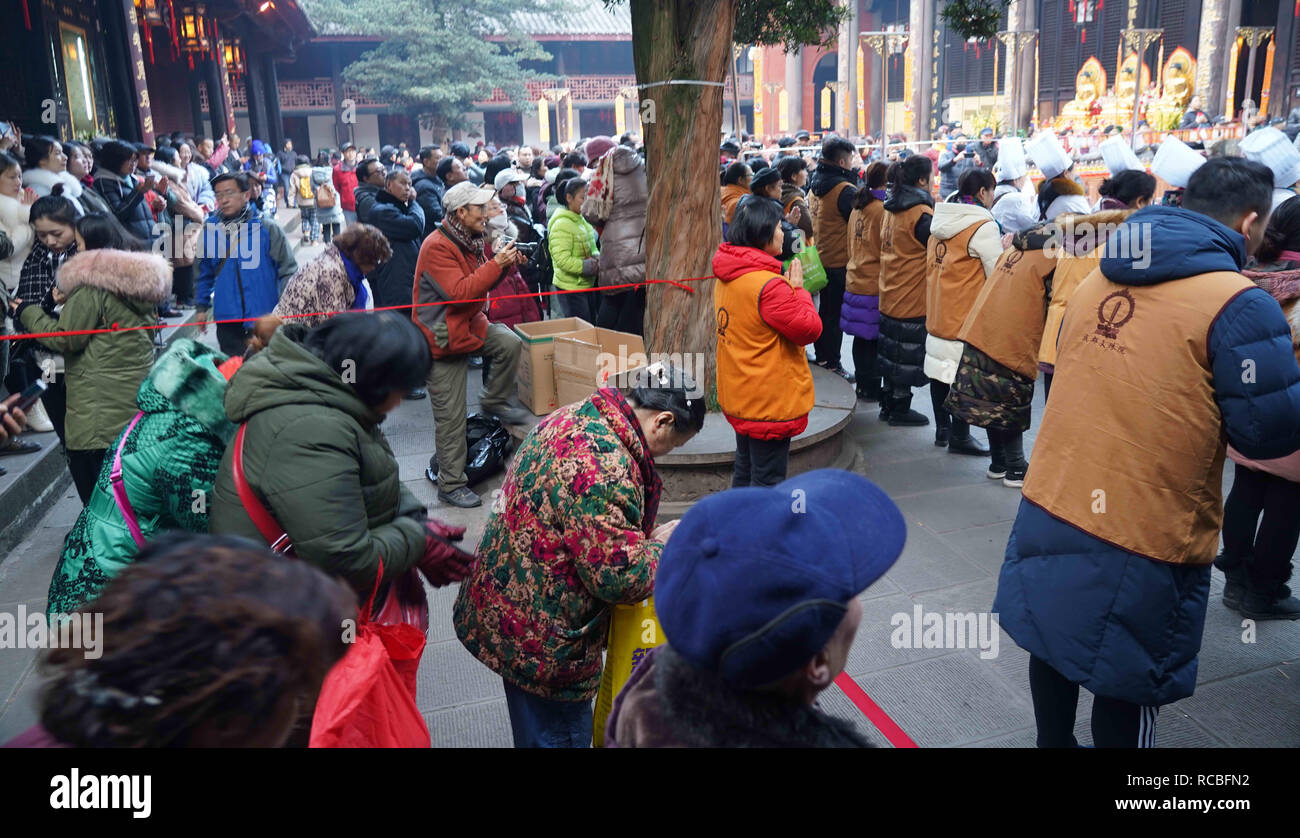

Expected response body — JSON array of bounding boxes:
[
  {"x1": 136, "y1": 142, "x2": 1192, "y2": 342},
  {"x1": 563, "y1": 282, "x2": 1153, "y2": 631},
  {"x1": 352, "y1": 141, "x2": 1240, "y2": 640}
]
[
  {"x1": 1043, "y1": 192, "x2": 1091, "y2": 222},
  {"x1": 991, "y1": 183, "x2": 1039, "y2": 234},
  {"x1": 0, "y1": 192, "x2": 33, "y2": 295},
  {"x1": 924, "y1": 201, "x2": 1002, "y2": 384},
  {"x1": 22, "y1": 168, "x2": 84, "y2": 215}
]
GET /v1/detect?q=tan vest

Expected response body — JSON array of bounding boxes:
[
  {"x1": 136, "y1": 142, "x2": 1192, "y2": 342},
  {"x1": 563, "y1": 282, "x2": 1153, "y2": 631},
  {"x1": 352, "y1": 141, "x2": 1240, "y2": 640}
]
[
  {"x1": 846, "y1": 200, "x2": 885, "y2": 296},
  {"x1": 925, "y1": 221, "x2": 989, "y2": 341},
  {"x1": 878, "y1": 204, "x2": 933, "y2": 319},
  {"x1": 958, "y1": 245, "x2": 1057, "y2": 380},
  {"x1": 1038, "y1": 246, "x2": 1103, "y2": 368},
  {"x1": 715, "y1": 269, "x2": 816, "y2": 424},
  {"x1": 1023, "y1": 268, "x2": 1255, "y2": 565},
  {"x1": 811, "y1": 181, "x2": 853, "y2": 268}
]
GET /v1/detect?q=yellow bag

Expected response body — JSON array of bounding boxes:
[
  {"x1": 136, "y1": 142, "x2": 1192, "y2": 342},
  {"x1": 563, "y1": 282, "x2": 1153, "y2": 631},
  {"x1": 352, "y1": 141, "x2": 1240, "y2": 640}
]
[{"x1": 592, "y1": 597, "x2": 664, "y2": 748}]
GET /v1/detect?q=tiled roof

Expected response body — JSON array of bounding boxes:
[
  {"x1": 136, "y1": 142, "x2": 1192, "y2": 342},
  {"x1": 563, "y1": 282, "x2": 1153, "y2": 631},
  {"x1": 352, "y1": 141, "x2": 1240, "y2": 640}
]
[
  {"x1": 303, "y1": 0, "x2": 631, "y2": 39},
  {"x1": 509, "y1": 1, "x2": 631, "y2": 36}
]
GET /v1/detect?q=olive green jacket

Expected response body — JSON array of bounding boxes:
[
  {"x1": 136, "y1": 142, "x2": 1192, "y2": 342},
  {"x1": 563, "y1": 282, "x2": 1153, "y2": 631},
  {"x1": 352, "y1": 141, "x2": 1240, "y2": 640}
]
[
  {"x1": 18, "y1": 249, "x2": 169, "y2": 450},
  {"x1": 209, "y1": 327, "x2": 428, "y2": 597}
]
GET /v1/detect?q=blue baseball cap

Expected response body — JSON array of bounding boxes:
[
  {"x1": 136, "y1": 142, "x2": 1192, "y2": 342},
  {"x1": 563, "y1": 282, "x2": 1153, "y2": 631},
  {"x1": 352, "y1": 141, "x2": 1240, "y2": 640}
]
[{"x1": 655, "y1": 469, "x2": 906, "y2": 689}]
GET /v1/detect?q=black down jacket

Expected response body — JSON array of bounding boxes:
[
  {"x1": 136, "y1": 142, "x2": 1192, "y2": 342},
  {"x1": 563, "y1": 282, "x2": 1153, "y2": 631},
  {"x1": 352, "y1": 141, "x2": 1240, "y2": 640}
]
[{"x1": 877, "y1": 313, "x2": 929, "y2": 388}]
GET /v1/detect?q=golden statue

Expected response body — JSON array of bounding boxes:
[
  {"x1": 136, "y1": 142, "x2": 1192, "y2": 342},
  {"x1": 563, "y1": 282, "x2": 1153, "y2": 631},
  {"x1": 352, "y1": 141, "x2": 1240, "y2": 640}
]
[
  {"x1": 1095, "y1": 54, "x2": 1152, "y2": 126},
  {"x1": 1058, "y1": 56, "x2": 1106, "y2": 128},
  {"x1": 1160, "y1": 48, "x2": 1196, "y2": 109}
]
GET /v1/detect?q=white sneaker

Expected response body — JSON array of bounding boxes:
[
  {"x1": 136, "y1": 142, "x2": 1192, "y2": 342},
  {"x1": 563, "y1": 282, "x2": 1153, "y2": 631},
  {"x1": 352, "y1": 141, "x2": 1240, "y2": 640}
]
[{"x1": 24, "y1": 399, "x2": 54, "y2": 433}]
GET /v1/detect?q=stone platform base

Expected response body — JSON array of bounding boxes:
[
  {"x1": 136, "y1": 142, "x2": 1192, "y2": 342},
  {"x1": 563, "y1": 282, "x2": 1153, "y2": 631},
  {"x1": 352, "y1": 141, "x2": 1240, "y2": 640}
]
[{"x1": 509, "y1": 364, "x2": 858, "y2": 517}]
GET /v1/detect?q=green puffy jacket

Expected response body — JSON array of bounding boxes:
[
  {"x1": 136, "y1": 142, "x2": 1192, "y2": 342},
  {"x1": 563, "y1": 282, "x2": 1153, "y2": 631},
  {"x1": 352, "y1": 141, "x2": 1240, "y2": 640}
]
[
  {"x1": 209, "y1": 326, "x2": 427, "y2": 598},
  {"x1": 18, "y1": 249, "x2": 169, "y2": 451},
  {"x1": 47, "y1": 339, "x2": 236, "y2": 616},
  {"x1": 548, "y1": 207, "x2": 598, "y2": 291}
]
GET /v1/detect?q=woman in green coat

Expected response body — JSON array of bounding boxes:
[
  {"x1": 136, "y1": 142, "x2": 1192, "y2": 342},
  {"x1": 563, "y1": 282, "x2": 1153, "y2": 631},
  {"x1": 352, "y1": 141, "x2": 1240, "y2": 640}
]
[
  {"x1": 10, "y1": 226, "x2": 170, "y2": 502},
  {"x1": 47, "y1": 338, "x2": 239, "y2": 617},
  {"x1": 548, "y1": 177, "x2": 600, "y2": 323},
  {"x1": 209, "y1": 312, "x2": 475, "y2": 602}
]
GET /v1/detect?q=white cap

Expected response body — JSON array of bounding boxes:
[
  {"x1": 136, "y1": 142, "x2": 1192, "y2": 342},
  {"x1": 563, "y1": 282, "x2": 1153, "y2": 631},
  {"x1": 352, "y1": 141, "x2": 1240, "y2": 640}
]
[
  {"x1": 993, "y1": 136, "x2": 1027, "y2": 181},
  {"x1": 442, "y1": 181, "x2": 496, "y2": 212},
  {"x1": 493, "y1": 167, "x2": 527, "y2": 192},
  {"x1": 1240, "y1": 127, "x2": 1300, "y2": 190},
  {"x1": 1150, "y1": 135, "x2": 1205, "y2": 188},
  {"x1": 1026, "y1": 131, "x2": 1072, "y2": 180},
  {"x1": 1099, "y1": 136, "x2": 1144, "y2": 176}
]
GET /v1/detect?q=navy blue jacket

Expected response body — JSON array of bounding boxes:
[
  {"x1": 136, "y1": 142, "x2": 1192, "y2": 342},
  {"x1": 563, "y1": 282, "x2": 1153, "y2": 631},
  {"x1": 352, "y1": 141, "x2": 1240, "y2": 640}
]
[
  {"x1": 365, "y1": 190, "x2": 425, "y2": 310},
  {"x1": 994, "y1": 206, "x2": 1300, "y2": 707}
]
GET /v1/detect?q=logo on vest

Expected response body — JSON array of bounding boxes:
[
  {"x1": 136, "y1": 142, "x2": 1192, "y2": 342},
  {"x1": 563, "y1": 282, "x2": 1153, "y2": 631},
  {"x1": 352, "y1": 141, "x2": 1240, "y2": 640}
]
[
  {"x1": 933, "y1": 240, "x2": 947, "y2": 265},
  {"x1": 881, "y1": 225, "x2": 893, "y2": 251},
  {"x1": 1002, "y1": 249, "x2": 1024, "y2": 270},
  {"x1": 1095, "y1": 289, "x2": 1135, "y2": 339},
  {"x1": 716, "y1": 307, "x2": 730, "y2": 339}
]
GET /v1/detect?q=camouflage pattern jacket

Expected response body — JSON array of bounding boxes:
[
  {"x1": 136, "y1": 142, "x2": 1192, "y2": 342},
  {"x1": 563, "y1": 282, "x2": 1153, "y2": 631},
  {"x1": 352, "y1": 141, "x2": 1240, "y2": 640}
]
[{"x1": 453, "y1": 389, "x2": 663, "y2": 701}]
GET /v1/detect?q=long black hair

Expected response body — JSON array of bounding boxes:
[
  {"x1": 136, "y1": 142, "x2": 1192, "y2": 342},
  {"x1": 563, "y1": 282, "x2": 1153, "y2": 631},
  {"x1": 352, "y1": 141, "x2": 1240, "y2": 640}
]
[
  {"x1": 951, "y1": 168, "x2": 997, "y2": 203},
  {"x1": 76, "y1": 212, "x2": 147, "y2": 252},
  {"x1": 1256, "y1": 194, "x2": 1300, "y2": 264},
  {"x1": 853, "y1": 161, "x2": 890, "y2": 209},
  {"x1": 23, "y1": 135, "x2": 62, "y2": 170},
  {"x1": 301, "y1": 311, "x2": 432, "y2": 408}
]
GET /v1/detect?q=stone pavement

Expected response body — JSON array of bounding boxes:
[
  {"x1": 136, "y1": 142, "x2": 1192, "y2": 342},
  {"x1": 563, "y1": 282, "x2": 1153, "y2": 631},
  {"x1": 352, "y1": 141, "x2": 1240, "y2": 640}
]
[{"x1": 1, "y1": 284, "x2": 1296, "y2": 745}]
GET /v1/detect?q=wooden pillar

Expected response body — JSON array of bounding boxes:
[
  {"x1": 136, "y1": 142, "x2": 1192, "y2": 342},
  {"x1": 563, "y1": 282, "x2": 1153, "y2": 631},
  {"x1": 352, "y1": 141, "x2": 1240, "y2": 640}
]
[
  {"x1": 262, "y1": 55, "x2": 284, "y2": 150},
  {"x1": 244, "y1": 54, "x2": 268, "y2": 142},
  {"x1": 786, "y1": 47, "x2": 803, "y2": 133}
]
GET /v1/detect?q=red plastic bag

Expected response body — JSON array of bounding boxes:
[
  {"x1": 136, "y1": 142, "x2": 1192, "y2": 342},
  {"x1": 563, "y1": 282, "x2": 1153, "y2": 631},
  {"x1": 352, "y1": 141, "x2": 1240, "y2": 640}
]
[
  {"x1": 309, "y1": 620, "x2": 430, "y2": 748},
  {"x1": 309, "y1": 562, "x2": 432, "y2": 748}
]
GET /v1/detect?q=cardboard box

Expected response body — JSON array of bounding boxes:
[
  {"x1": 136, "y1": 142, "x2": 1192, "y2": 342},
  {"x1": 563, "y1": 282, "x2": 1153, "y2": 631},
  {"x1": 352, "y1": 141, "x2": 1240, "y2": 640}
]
[
  {"x1": 514, "y1": 317, "x2": 593, "y2": 414},
  {"x1": 553, "y1": 327, "x2": 647, "y2": 408}
]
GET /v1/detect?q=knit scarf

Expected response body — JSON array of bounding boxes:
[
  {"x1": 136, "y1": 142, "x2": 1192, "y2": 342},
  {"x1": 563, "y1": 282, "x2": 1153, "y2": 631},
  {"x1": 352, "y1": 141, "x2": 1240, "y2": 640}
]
[
  {"x1": 337, "y1": 248, "x2": 369, "y2": 310},
  {"x1": 592, "y1": 387, "x2": 662, "y2": 534},
  {"x1": 441, "y1": 214, "x2": 486, "y2": 264},
  {"x1": 582, "y1": 149, "x2": 616, "y2": 222}
]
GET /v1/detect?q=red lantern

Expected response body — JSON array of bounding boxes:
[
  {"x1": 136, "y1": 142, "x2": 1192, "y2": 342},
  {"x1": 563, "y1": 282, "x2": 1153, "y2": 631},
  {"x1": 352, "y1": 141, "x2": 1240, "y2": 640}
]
[{"x1": 1069, "y1": 0, "x2": 1101, "y2": 44}]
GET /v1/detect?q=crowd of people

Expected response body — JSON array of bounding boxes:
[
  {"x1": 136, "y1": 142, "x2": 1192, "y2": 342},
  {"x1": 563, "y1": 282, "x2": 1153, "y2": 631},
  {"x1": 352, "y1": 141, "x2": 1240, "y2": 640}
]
[{"x1": 1, "y1": 108, "x2": 1299, "y2": 750}]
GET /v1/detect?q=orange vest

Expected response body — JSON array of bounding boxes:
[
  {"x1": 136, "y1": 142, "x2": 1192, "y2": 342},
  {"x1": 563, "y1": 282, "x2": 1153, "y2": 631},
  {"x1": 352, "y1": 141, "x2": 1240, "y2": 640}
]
[
  {"x1": 715, "y1": 269, "x2": 816, "y2": 424},
  {"x1": 1038, "y1": 209, "x2": 1134, "y2": 368},
  {"x1": 925, "y1": 221, "x2": 989, "y2": 341},
  {"x1": 811, "y1": 181, "x2": 853, "y2": 268},
  {"x1": 957, "y1": 244, "x2": 1057, "y2": 379},
  {"x1": 879, "y1": 204, "x2": 933, "y2": 319},
  {"x1": 722, "y1": 184, "x2": 748, "y2": 225},
  {"x1": 846, "y1": 200, "x2": 885, "y2": 296},
  {"x1": 1024, "y1": 268, "x2": 1255, "y2": 565}
]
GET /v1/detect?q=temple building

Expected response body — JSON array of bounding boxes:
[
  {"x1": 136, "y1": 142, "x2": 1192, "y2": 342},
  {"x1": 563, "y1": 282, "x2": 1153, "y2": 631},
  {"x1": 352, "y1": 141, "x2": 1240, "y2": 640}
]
[{"x1": 751, "y1": 0, "x2": 1300, "y2": 142}]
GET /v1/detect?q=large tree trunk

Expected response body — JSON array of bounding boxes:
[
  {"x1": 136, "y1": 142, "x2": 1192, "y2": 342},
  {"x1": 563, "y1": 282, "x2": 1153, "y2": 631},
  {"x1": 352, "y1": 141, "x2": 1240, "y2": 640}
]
[{"x1": 631, "y1": 0, "x2": 737, "y2": 406}]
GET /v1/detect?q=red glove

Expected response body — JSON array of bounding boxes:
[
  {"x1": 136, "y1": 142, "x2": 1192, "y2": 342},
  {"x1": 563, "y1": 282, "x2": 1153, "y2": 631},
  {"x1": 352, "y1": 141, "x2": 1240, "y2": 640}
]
[{"x1": 417, "y1": 519, "x2": 476, "y2": 587}]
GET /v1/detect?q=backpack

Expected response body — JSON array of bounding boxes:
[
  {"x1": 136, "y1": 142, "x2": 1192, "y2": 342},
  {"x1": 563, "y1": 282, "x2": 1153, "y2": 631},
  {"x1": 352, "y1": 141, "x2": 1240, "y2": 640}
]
[
  {"x1": 525, "y1": 223, "x2": 552, "y2": 292},
  {"x1": 316, "y1": 181, "x2": 337, "y2": 209},
  {"x1": 297, "y1": 173, "x2": 315, "y2": 202}
]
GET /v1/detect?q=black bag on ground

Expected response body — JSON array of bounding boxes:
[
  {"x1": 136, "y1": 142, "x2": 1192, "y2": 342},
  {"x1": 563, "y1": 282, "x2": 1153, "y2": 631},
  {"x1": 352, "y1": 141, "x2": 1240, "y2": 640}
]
[{"x1": 425, "y1": 413, "x2": 512, "y2": 487}]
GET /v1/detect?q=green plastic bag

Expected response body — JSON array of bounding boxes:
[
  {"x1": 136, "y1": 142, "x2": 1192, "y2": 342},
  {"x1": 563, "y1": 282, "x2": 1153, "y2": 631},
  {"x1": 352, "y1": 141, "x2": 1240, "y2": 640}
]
[{"x1": 792, "y1": 243, "x2": 828, "y2": 294}]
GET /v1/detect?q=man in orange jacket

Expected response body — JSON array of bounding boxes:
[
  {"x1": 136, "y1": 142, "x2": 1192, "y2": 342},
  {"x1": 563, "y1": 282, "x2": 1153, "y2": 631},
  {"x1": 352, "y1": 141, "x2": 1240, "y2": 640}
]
[{"x1": 414, "y1": 181, "x2": 528, "y2": 508}]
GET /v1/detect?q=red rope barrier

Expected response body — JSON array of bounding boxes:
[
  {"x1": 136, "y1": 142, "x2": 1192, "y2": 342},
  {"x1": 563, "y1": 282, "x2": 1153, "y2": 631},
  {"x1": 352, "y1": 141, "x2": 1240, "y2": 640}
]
[{"x1": 2, "y1": 276, "x2": 714, "y2": 342}]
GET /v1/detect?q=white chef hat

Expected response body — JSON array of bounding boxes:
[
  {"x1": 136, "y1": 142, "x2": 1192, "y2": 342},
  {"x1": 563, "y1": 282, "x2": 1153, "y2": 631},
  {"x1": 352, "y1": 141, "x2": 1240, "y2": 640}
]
[
  {"x1": 1025, "y1": 131, "x2": 1072, "y2": 180},
  {"x1": 1150, "y1": 135, "x2": 1205, "y2": 188},
  {"x1": 1240, "y1": 127, "x2": 1300, "y2": 190},
  {"x1": 1099, "y1": 135, "x2": 1144, "y2": 176},
  {"x1": 993, "y1": 136, "x2": 1027, "y2": 181}
]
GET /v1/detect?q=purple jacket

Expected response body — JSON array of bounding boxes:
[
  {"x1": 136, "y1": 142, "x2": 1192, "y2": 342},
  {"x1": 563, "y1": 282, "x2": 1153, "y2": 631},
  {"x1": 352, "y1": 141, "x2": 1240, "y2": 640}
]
[{"x1": 840, "y1": 290, "x2": 880, "y2": 340}]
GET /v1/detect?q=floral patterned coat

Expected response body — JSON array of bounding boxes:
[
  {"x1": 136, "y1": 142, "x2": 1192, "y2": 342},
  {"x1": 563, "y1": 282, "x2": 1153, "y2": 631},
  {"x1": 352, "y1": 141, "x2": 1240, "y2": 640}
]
[{"x1": 453, "y1": 389, "x2": 662, "y2": 701}]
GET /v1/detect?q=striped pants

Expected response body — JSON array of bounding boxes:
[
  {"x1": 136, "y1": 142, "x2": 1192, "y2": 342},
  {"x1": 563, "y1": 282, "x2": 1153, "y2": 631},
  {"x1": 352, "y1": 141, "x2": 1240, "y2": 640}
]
[{"x1": 1029, "y1": 656, "x2": 1160, "y2": 748}]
